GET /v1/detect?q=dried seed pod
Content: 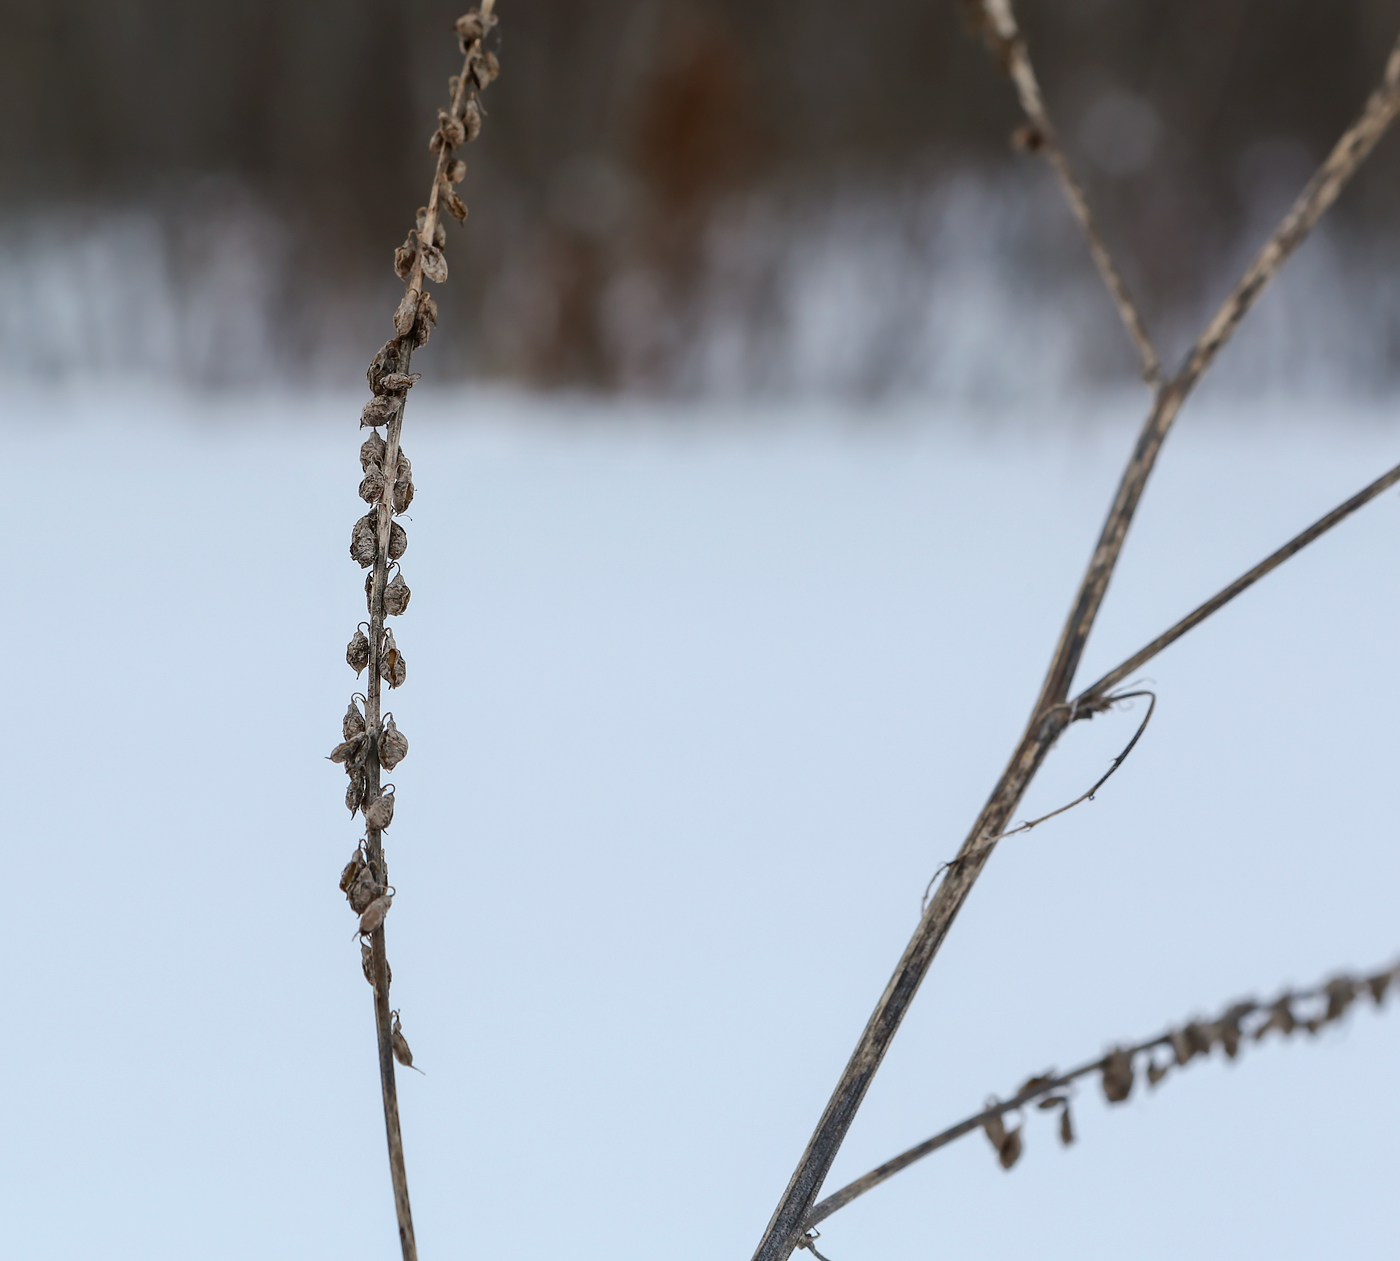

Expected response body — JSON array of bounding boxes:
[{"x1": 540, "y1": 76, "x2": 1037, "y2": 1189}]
[
  {"x1": 384, "y1": 571, "x2": 411, "y2": 616},
  {"x1": 1367, "y1": 969, "x2": 1393, "y2": 1005},
  {"x1": 1146, "y1": 1059, "x2": 1170, "y2": 1087},
  {"x1": 394, "y1": 288, "x2": 418, "y2": 336},
  {"x1": 360, "y1": 431, "x2": 387, "y2": 472},
  {"x1": 443, "y1": 190, "x2": 468, "y2": 225},
  {"x1": 1324, "y1": 976, "x2": 1358, "y2": 1023},
  {"x1": 394, "y1": 235, "x2": 416, "y2": 281},
  {"x1": 365, "y1": 787, "x2": 395, "y2": 831},
  {"x1": 420, "y1": 244, "x2": 448, "y2": 284},
  {"x1": 1058, "y1": 1105, "x2": 1074, "y2": 1147},
  {"x1": 1217, "y1": 1002, "x2": 1255, "y2": 1059},
  {"x1": 380, "y1": 629, "x2": 407, "y2": 689},
  {"x1": 366, "y1": 341, "x2": 398, "y2": 394},
  {"x1": 358, "y1": 464, "x2": 386, "y2": 504},
  {"x1": 433, "y1": 220, "x2": 447, "y2": 249},
  {"x1": 379, "y1": 372, "x2": 420, "y2": 395},
  {"x1": 410, "y1": 292, "x2": 438, "y2": 348},
  {"x1": 339, "y1": 847, "x2": 366, "y2": 895},
  {"x1": 388, "y1": 520, "x2": 407, "y2": 561},
  {"x1": 361, "y1": 394, "x2": 401, "y2": 428},
  {"x1": 1254, "y1": 996, "x2": 1297, "y2": 1041},
  {"x1": 346, "y1": 626, "x2": 371, "y2": 675},
  {"x1": 455, "y1": 12, "x2": 485, "y2": 41},
  {"x1": 446, "y1": 159, "x2": 467, "y2": 184},
  {"x1": 393, "y1": 473, "x2": 415, "y2": 514},
  {"x1": 350, "y1": 513, "x2": 378, "y2": 569},
  {"x1": 391, "y1": 1011, "x2": 425, "y2": 1073},
  {"x1": 361, "y1": 942, "x2": 393, "y2": 989},
  {"x1": 328, "y1": 731, "x2": 366, "y2": 767},
  {"x1": 348, "y1": 863, "x2": 380, "y2": 914},
  {"x1": 440, "y1": 111, "x2": 466, "y2": 149},
  {"x1": 358, "y1": 892, "x2": 393, "y2": 936},
  {"x1": 380, "y1": 714, "x2": 408, "y2": 771},
  {"x1": 1173, "y1": 1021, "x2": 1214, "y2": 1064},
  {"x1": 1100, "y1": 1047, "x2": 1134, "y2": 1104},
  {"x1": 346, "y1": 770, "x2": 367, "y2": 816},
  {"x1": 343, "y1": 698, "x2": 367, "y2": 741},
  {"x1": 462, "y1": 97, "x2": 482, "y2": 142},
  {"x1": 471, "y1": 51, "x2": 498, "y2": 90}
]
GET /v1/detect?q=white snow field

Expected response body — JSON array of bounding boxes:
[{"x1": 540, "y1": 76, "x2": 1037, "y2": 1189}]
[{"x1": 4, "y1": 382, "x2": 1398, "y2": 1260}]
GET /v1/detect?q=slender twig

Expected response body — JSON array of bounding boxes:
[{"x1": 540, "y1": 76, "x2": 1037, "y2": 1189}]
[
  {"x1": 1076, "y1": 459, "x2": 1400, "y2": 706},
  {"x1": 748, "y1": 21, "x2": 1400, "y2": 1261},
  {"x1": 335, "y1": 9, "x2": 499, "y2": 1259},
  {"x1": 970, "y1": 0, "x2": 1160, "y2": 384},
  {"x1": 805, "y1": 957, "x2": 1399, "y2": 1229}
]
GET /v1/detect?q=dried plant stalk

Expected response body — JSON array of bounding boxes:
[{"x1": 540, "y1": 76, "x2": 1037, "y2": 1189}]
[
  {"x1": 750, "y1": 16, "x2": 1400, "y2": 1261},
  {"x1": 804, "y1": 957, "x2": 1399, "y2": 1232},
  {"x1": 331, "y1": 7, "x2": 500, "y2": 1258}
]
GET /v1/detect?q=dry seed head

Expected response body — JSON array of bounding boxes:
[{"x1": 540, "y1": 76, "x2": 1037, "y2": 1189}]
[
  {"x1": 388, "y1": 520, "x2": 407, "y2": 561},
  {"x1": 350, "y1": 513, "x2": 378, "y2": 568},
  {"x1": 359, "y1": 892, "x2": 393, "y2": 936},
  {"x1": 380, "y1": 714, "x2": 409, "y2": 771},
  {"x1": 360, "y1": 431, "x2": 387, "y2": 472},
  {"x1": 346, "y1": 626, "x2": 371, "y2": 675},
  {"x1": 381, "y1": 629, "x2": 407, "y2": 689},
  {"x1": 384, "y1": 571, "x2": 411, "y2": 617},
  {"x1": 365, "y1": 786, "x2": 395, "y2": 831}
]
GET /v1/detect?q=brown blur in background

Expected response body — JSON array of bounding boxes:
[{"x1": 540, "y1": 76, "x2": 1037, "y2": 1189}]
[{"x1": 4, "y1": 0, "x2": 1400, "y2": 393}]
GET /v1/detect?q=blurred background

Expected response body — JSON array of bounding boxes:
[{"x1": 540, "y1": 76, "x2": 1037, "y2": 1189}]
[
  {"x1": 5, "y1": 0, "x2": 1400, "y2": 393},
  {"x1": 2, "y1": 4, "x2": 1399, "y2": 1261}
]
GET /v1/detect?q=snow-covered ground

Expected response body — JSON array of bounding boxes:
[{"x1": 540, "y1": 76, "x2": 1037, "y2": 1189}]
[{"x1": 5, "y1": 382, "x2": 1398, "y2": 1260}]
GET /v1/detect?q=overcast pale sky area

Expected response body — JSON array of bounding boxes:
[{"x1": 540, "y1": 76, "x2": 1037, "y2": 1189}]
[{"x1": 3, "y1": 2, "x2": 1400, "y2": 1259}]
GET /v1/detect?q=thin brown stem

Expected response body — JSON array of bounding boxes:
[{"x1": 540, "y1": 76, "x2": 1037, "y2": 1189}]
[
  {"x1": 1076, "y1": 458, "x2": 1400, "y2": 705},
  {"x1": 749, "y1": 23, "x2": 1400, "y2": 1261},
  {"x1": 805, "y1": 959, "x2": 1397, "y2": 1230},
  {"x1": 974, "y1": 0, "x2": 1159, "y2": 384}
]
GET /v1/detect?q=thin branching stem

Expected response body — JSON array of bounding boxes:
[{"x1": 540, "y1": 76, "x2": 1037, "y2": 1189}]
[
  {"x1": 749, "y1": 19, "x2": 1400, "y2": 1261},
  {"x1": 805, "y1": 958, "x2": 1398, "y2": 1230},
  {"x1": 1076, "y1": 458, "x2": 1400, "y2": 705}
]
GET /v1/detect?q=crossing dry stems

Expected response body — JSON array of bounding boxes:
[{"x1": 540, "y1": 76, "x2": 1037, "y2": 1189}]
[
  {"x1": 328, "y1": 7, "x2": 500, "y2": 1258},
  {"x1": 750, "y1": 10, "x2": 1400, "y2": 1260}
]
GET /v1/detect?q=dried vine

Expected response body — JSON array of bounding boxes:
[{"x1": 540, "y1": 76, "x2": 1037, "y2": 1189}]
[
  {"x1": 328, "y1": 8, "x2": 500, "y2": 1259},
  {"x1": 749, "y1": 11, "x2": 1400, "y2": 1260}
]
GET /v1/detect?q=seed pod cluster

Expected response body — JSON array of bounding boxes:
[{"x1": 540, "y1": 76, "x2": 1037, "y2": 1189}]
[{"x1": 968, "y1": 958, "x2": 1400, "y2": 1175}]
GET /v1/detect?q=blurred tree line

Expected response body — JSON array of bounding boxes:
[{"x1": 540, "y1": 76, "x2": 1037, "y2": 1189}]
[{"x1": 3, "y1": 0, "x2": 1399, "y2": 389}]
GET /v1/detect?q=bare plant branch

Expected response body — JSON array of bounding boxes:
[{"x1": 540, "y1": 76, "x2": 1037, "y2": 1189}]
[
  {"x1": 749, "y1": 20, "x2": 1400, "y2": 1261},
  {"x1": 1077, "y1": 458, "x2": 1400, "y2": 705},
  {"x1": 804, "y1": 958, "x2": 1398, "y2": 1232},
  {"x1": 332, "y1": 9, "x2": 499, "y2": 1258},
  {"x1": 968, "y1": 0, "x2": 1160, "y2": 384}
]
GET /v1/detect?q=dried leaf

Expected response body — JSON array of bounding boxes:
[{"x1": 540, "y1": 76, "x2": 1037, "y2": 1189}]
[
  {"x1": 361, "y1": 394, "x2": 401, "y2": 428},
  {"x1": 1058, "y1": 1105, "x2": 1074, "y2": 1146},
  {"x1": 997, "y1": 1127, "x2": 1022, "y2": 1170},
  {"x1": 380, "y1": 714, "x2": 409, "y2": 771},
  {"x1": 365, "y1": 787, "x2": 395, "y2": 831},
  {"x1": 361, "y1": 431, "x2": 387, "y2": 472},
  {"x1": 420, "y1": 244, "x2": 448, "y2": 284},
  {"x1": 388, "y1": 520, "x2": 407, "y2": 561},
  {"x1": 343, "y1": 698, "x2": 366, "y2": 741},
  {"x1": 384, "y1": 571, "x2": 412, "y2": 617},
  {"x1": 1101, "y1": 1047, "x2": 1134, "y2": 1104},
  {"x1": 359, "y1": 892, "x2": 393, "y2": 936},
  {"x1": 346, "y1": 626, "x2": 371, "y2": 675},
  {"x1": 1019, "y1": 1073, "x2": 1056, "y2": 1098},
  {"x1": 381, "y1": 628, "x2": 407, "y2": 689},
  {"x1": 1036, "y1": 1095, "x2": 1065, "y2": 1111},
  {"x1": 350, "y1": 513, "x2": 378, "y2": 569}
]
